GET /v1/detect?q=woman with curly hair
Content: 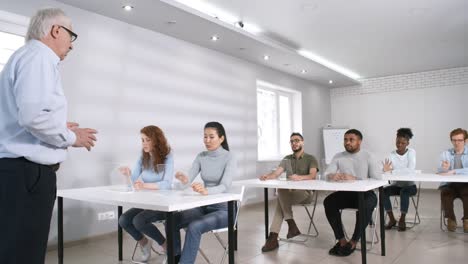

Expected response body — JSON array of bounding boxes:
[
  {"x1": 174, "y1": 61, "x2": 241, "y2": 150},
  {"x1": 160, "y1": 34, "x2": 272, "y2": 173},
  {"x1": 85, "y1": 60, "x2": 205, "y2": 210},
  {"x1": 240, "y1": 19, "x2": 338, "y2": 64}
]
[
  {"x1": 382, "y1": 128, "x2": 417, "y2": 231},
  {"x1": 118, "y1": 125, "x2": 173, "y2": 262}
]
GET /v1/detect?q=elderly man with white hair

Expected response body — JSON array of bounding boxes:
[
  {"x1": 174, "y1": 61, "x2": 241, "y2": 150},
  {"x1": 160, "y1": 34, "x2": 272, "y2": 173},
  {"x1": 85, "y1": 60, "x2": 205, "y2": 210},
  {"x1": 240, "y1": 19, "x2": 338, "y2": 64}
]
[{"x1": 0, "y1": 8, "x2": 97, "y2": 264}]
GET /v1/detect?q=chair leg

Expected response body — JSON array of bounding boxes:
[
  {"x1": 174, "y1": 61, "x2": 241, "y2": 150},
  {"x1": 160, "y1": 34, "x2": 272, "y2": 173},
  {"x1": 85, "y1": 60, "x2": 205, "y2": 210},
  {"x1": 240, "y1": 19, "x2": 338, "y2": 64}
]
[{"x1": 198, "y1": 248, "x2": 212, "y2": 264}]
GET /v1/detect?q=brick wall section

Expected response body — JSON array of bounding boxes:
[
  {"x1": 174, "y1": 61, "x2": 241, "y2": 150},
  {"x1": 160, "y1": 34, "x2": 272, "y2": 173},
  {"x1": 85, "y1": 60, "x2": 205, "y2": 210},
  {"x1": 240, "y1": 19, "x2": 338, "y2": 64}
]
[{"x1": 331, "y1": 66, "x2": 468, "y2": 97}]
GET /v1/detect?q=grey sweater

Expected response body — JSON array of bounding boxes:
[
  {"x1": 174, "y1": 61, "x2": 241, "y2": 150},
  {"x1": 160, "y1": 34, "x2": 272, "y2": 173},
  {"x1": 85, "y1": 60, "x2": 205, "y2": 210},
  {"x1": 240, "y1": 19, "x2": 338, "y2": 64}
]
[
  {"x1": 185, "y1": 147, "x2": 236, "y2": 194},
  {"x1": 324, "y1": 149, "x2": 382, "y2": 180}
]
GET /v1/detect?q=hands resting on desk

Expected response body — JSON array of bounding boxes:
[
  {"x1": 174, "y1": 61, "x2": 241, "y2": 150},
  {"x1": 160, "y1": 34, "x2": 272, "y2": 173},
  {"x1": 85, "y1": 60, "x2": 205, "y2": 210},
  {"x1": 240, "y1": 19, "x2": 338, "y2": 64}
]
[
  {"x1": 327, "y1": 173, "x2": 357, "y2": 182},
  {"x1": 118, "y1": 167, "x2": 160, "y2": 190},
  {"x1": 175, "y1": 171, "x2": 208, "y2": 195}
]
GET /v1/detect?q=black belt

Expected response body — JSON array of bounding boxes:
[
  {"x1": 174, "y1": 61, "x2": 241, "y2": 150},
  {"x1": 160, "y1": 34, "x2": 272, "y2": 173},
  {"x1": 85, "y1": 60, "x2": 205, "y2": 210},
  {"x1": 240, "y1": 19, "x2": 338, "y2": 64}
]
[
  {"x1": 4, "y1": 157, "x2": 61, "y2": 172},
  {"x1": 46, "y1": 163, "x2": 61, "y2": 172}
]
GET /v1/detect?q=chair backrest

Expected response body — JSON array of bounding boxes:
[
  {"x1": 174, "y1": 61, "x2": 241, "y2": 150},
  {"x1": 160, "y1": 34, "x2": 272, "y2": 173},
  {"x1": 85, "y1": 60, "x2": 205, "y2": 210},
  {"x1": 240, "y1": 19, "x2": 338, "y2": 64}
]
[{"x1": 228, "y1": 185, "x2": 245, "y2": 204}]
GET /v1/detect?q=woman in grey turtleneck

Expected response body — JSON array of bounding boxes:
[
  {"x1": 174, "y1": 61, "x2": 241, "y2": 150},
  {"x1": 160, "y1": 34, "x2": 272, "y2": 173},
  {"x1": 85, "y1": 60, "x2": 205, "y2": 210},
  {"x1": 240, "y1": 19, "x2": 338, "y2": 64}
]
[{"x1": 171, "y1": 122, "x2": 236, "y2": 264}]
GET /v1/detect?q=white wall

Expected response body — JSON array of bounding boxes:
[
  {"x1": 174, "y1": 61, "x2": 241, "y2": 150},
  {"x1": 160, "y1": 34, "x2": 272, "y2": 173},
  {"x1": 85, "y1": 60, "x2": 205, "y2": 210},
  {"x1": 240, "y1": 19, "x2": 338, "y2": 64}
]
[
  {"x1": 0, "y1": 0, "x2": 331, "y2": 244},
  {"x1": 331, "y1": 67, "x2": 468, "y2": 188}
]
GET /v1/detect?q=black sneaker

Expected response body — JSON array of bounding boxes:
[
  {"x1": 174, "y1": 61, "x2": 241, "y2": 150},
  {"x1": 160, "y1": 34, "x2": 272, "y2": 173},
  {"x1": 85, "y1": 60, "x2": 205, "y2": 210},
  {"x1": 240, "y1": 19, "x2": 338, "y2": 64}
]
[
  {"x1": 328, "y1": 242, "x2": 343, "y2": 256},
  {"x1": 337, "y1": 242, "x2": 356, "y2": 257}
]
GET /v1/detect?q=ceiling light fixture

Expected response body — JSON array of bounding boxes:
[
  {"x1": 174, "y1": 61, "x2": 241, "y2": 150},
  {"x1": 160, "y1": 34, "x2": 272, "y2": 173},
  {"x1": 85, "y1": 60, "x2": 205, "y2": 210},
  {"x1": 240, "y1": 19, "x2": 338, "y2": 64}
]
[
  {"x1": 263, "y1": 55, "x2": 270, "y2": 61},
  {"x1": 301, "y1": 69, "x2": 307, "y2": 74},
  {"x1": 298, "y1": 49, "x2": 361, "y2": 80},
  {"x1": 122, "y1": 5, "x2": 134, "y2": 11},
  {"x1": 329, "y1": 80, "x2": 334, "y2": 84},
  {"x1": 174, "y1": 0, "x2": 262, "y2": 34},
  {"x1": 211, "y1": 35, "x2": 219, "y2": 41}
]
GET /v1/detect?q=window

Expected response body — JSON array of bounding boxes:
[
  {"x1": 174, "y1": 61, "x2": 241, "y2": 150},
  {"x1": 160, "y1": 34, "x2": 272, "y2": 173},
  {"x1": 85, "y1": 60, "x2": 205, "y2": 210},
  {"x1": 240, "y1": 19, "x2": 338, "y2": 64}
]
[
  {"x1": 0, "y1": 10, "x2": 28, "y2": 72},
  {"x1": 0, "y1": 31, "x2": 24, "y2": 72},
  {"x1": 257, "y1": 81, "x2": 302, "y2": 160}
]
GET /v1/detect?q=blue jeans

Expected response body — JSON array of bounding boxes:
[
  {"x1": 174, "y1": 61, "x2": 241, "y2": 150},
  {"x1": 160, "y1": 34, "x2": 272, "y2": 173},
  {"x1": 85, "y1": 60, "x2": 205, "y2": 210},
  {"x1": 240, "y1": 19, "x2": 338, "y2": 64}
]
[
  {"x1": 118, "y1": 208, "x2": 166, "y2": 245},
  {"x1": 170, "y1": 203, "x2": 228, "y2": 264},
  {"x1": 383, "y1": 185, "x2": 417, "y2": 213}
]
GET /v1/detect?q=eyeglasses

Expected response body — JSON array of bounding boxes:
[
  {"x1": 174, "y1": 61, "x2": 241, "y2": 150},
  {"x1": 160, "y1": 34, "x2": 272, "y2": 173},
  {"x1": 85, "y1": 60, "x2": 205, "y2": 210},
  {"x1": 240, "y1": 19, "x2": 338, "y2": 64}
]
[
  {"x1": 289, "y1": 139, "x2": 302, "y2": 144},
  {"x1": 58, "y1": 25, "x2": 78, "y2": 42},
  {"x1": 451, "y1": 139, "x2": 465, "y2": 143}
]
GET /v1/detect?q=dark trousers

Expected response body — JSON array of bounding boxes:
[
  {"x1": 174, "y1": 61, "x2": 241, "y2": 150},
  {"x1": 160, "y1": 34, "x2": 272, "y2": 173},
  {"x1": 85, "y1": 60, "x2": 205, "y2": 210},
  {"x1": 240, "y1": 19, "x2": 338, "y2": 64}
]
[
  {"x1": 383, "y1": 184, "x2": 417, "y2": 213},
  {"x1": 324, "y1": 191, "x2": 377, "y2": 241},
  {"x1": 440, "y1": 183, "x2": 468, "y2": 220},
  {"x1": 0, "y1": 158, "x2": 57, "y2": 264}
]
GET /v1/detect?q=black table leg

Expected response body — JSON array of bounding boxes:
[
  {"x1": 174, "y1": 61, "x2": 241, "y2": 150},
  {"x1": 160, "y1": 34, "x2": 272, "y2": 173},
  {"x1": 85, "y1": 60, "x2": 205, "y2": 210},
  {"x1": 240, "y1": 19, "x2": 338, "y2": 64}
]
[
  {"x1": 166, "y1": 212, "x2": 175, "y2": 264},
  {"x1": 234, "y1": 202, "x2": 239, "y2": 251},
  {"x1": 228, "y1": 201, "x2": 235, "y2": 264},
  {"x1": 358, "y1": 192, "x2": 367, "y2": 264},
  {"x1": 264, "y1": 188, "x2": 269, "y2": 239},
  {"x1": 379, "y1": 187, "x2": 386, "y2": 256},
  {"x1": 118, "y1": 206, "x2": 123, "y2": 261},
  {"x1": 58, "y1": 197, "x2": 63, "y2": 264}
]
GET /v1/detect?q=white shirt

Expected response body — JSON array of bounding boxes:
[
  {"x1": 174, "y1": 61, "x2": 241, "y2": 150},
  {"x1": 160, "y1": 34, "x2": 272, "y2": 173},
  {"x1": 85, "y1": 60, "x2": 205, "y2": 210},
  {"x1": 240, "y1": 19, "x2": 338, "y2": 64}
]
[
  {"x1": 387, "y1": 148, "x2": 416, "y2": 186},
  {"x1": 0, "y1": 40, "x2": 76, "y2": 165}
]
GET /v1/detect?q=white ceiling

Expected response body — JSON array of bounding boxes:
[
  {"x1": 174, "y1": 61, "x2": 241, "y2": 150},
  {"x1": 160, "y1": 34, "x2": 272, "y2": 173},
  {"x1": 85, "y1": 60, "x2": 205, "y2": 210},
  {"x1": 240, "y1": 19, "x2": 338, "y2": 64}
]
[
  {"x1": 189, "y1": 0, "x2": 468, "y2": 78},
  {"x1": 56, "y1": 0, "x2": 468, "y2": 87}
]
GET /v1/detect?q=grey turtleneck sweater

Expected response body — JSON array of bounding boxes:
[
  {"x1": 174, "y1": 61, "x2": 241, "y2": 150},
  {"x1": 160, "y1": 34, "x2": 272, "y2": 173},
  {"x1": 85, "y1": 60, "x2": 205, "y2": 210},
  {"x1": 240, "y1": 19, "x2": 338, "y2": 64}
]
[{"x1": 185, "y1": 147, "x2": 236, "y2": 194}]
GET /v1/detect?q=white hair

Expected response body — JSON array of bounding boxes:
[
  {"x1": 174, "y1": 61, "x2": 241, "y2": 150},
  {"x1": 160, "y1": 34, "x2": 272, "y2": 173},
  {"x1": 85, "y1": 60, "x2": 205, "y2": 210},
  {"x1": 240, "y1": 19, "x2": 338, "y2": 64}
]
[{"x1": 26, "y1": 8, "x2": 71, "y2": 42}]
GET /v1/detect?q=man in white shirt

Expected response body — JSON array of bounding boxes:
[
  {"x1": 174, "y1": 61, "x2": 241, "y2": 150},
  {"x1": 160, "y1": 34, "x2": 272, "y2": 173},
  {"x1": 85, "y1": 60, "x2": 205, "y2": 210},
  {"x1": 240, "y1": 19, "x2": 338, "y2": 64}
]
[{"x1": 0, "y1": 8, "x2": 97, "y2": 264}]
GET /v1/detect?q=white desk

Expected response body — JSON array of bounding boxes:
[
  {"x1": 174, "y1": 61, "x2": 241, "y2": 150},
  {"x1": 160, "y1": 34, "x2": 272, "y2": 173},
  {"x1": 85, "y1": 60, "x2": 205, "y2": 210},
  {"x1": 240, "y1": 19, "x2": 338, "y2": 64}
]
[
  {"x1": 382, "y1": 173, "x2": 468, "y2": 183},
  {"x1": 57, "y1": 185, "x2": 241, "y2": 264},
  {"x1": 233, "y1": 179, "x2": 388, "y2": 264}
]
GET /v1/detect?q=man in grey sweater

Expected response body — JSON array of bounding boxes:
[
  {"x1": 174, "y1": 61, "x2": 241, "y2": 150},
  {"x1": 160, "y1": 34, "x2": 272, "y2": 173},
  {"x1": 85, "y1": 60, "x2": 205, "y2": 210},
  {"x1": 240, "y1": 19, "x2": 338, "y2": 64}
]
[{"x1": 323, "y1": 129, "x2": 381, "y2": 257}]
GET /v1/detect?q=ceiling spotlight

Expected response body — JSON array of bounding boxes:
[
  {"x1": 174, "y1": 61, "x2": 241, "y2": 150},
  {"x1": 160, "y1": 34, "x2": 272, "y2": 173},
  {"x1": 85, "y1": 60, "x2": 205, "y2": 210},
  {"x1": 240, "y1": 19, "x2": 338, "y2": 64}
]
[
  {"x1": 263, "y1": 55, "x2": 270, "y2": 60},
  {"x1": 122, "y1": 5, "x2": 134, "y2": 11},
  {"x1": 329, "y1": 80, "x2": 334, "y2": 84},
  {"x1": 211, "y1": 35, "x2": 219, "y2": 41},
  {"x1": 301, "y1": 69, "x2": 307, "y2": 74},
  {"x1": 235, "y1": 21, "x2": 244, "y2": 28}
]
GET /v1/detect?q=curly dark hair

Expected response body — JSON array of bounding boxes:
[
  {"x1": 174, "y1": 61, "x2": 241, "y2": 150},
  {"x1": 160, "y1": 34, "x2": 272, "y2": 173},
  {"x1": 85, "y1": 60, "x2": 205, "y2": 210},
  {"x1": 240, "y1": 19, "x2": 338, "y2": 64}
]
[
  {"x1": 140, "y1": 125, "x2": 171, "y2": 172},
  {"x1": 397, "y1": 128, "x2": 413, "y2": 140}
]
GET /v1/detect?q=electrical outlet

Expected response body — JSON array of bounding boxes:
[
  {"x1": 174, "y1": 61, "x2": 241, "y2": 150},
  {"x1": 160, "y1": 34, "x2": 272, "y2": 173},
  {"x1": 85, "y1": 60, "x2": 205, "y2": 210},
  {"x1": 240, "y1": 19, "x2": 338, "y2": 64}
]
[{"x1": 98, "y1": 211, "x2": 116, "y2": 221}]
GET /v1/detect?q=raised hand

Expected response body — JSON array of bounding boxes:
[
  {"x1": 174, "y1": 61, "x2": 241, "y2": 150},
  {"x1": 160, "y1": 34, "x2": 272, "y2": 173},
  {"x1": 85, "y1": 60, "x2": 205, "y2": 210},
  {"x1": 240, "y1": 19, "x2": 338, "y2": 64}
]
[
  {"x1": 441, "y1": 160, "x2": 450, "y2": 171},
  {"x1": 175, "y1": 171, "x2": 189, "y2": 184},
  {"x1": 119, "y1": 166, "x2": 131, "y2": 177},
  {"x1": 382, "y1": 158, "x2": 393, "y2": 172}
]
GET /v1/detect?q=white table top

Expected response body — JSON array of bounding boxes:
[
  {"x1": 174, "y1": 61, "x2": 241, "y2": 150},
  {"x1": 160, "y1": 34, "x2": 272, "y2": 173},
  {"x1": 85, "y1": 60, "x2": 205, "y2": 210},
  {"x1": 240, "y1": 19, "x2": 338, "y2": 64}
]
[
  {"x1": 232, "y1": 179, "x2": 388, "y2": 192},
  {"x1": 382, "y1": 173, "x2": 468, "y2": 183},
  {"x1": 57, "y1": 185, "x2": 242, "y2": 212}
]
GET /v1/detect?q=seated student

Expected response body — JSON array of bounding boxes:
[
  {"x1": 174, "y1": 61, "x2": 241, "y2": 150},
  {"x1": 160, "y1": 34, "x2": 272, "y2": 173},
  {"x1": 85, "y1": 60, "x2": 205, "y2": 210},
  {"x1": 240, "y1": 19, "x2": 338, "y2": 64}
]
[
  {"x1": 170, "y1": 122, "x2": 236, "y2": 264},
  {"x1": 259, "y1": 132, "x2": 318, "y2": 252},
  {"x1": 118, "y1": 125, "x2": 174, "y2": 263},
  {"x1": 323, "y1": 129, "x2": 381, "y2": 257},
  {"x1": 382, "y1": 128, "x2": 417, "y2": 231},
  {"x1": 437, "y1": 128, "x2": 468, "y2": 232}
]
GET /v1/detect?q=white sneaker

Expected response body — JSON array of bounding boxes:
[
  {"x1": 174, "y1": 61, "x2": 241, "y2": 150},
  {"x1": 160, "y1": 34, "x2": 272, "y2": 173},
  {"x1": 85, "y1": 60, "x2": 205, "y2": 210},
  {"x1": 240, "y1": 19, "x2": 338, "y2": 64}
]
[{"x1": 140, "y1": 239, "x2": 152, "y2": 262}]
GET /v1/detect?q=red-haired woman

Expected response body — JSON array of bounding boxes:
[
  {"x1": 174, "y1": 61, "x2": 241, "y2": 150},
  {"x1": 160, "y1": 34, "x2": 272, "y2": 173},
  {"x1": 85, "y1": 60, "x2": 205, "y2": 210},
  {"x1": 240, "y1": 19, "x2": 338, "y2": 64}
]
[{"x1": 118, "y1": 125, "x2": 173, "y2": 262}]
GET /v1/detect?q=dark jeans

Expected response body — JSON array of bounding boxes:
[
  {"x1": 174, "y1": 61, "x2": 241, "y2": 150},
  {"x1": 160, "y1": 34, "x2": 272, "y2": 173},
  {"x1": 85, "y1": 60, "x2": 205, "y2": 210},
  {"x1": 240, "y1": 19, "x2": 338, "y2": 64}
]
[
  {"x1": 440, "y1": 183, "x2": 468, "y2": 220},
  {"x1": 169, "y1": 203, "x2": 228, "y2": 264},
  {"x1": 0, "y1": 158, "x2": 57, "y2": 264},
  {"x1": 118, "y1": 208, "x2": 166, "y2": 245},
  {"x1": 383, "y1": 184, "x2": 417, "y2": 213},
  {"x1": 324, "y1": 191, "x2": 377, "y2": 242}
]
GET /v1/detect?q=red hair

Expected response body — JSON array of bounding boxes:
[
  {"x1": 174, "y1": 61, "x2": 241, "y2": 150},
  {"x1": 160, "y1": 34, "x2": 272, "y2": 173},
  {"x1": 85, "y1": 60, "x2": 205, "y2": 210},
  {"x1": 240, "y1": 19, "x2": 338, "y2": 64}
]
[{"x1": 140, "y1": 125, "x2": 171, "y2": 172}]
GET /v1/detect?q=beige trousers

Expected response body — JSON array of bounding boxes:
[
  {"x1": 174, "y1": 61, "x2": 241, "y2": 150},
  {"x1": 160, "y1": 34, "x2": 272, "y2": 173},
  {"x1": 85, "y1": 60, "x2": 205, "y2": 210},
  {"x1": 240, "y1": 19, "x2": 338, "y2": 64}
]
[{"x1": 270, "y1": 189, "x2": 313, "y2": 233}]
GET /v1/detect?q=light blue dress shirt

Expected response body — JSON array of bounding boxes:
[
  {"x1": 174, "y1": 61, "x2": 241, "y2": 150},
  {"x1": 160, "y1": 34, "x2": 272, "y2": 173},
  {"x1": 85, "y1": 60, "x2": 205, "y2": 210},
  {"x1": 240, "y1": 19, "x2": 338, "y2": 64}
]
[
  {"x1": 0, "y1": 40, "x2": 76, "y2": 165},
  {"x1": 438, "y1": 146, "x2": 468, "y2": 187},
  {"x1": 131, "y1": 152, "x2": 174, "y2": 190}
]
